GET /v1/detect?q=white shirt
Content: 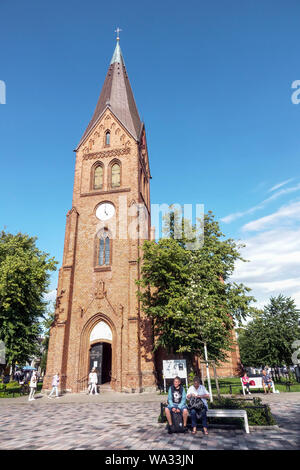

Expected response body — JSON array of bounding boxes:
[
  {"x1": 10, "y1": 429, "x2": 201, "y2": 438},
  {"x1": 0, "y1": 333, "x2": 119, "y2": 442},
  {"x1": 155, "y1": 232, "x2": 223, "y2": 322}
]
[
  {"x1": 187, "y1": 384, "x2": 209, "y2": 409},
  {"x1": 89, "y1": 372, "x2": 98, "y2": 384},
  {"x1": 52, "y1": 375, "x2": 59, "y2": 387},
  {"x1": 29, "y1": 375, "x2": 37, "y2": 388}
]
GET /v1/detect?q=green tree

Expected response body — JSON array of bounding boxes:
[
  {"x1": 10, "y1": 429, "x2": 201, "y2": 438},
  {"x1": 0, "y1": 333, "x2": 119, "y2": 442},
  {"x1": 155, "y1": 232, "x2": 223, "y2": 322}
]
[
  {"x1": 238, "y1": 295, "x2": 300, "y2": 367},
  {"x1": 0, "y1": 231, "x2": 57, "y2": 369},
  {"x1": 138, "y1": 210, "x2": 256, "y2": 364}
]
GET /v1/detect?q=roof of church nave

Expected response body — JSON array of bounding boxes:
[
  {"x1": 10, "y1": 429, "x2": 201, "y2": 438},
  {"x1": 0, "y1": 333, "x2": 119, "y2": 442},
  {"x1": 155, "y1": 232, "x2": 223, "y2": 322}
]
[{"x1": 77, "y1": 39, "x2": 142, "y2": 149}]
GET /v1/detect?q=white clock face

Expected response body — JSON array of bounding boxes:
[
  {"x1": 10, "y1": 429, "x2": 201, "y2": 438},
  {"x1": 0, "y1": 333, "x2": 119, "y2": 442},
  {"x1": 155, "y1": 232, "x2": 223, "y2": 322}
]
[{"x1": 96, "y1": 203, "x2": 115, "y2": 221}]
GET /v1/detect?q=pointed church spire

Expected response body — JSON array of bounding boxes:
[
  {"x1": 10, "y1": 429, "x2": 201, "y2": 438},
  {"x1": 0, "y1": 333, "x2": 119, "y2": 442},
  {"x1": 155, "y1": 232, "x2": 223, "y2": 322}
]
[
  {"x1": 78, "y1": 34, "x2": 142, "y2": 148},
  {"x1": 110, "y1": 40, "x2": 124, "y2": 66}
]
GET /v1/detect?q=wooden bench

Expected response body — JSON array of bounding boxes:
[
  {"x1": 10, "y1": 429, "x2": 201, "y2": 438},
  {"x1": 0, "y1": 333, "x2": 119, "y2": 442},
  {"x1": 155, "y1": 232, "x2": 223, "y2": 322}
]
[
  {"x1": 206, "y1": 409, "x2": 249, "y2": 433},
  {"x1": 240, "y1": 377, "x2": 276, "y2": 395}
]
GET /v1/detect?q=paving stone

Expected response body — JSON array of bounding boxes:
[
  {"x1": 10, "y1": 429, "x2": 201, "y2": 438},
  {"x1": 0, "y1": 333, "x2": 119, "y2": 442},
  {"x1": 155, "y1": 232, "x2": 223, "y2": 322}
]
[{"x1": 0, "y1": 393, "x2": 299, "y2": 449}]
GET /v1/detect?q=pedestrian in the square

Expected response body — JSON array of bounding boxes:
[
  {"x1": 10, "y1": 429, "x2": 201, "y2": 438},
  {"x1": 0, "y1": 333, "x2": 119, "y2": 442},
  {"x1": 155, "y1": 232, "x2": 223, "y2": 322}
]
[
  {"x1": 89, "y1": 368, "x2": 99, "y2": 395},
  {"x1": 28, "y1": 371, "x2": 38, "y2": 401},
  {"x1": 48, "y1": 372, "x2": 60, "y2": 399}
]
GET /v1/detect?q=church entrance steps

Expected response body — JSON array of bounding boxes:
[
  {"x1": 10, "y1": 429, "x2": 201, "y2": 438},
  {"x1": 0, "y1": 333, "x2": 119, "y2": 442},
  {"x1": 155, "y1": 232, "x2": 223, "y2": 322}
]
[
  {"x1": 79, "y1": 382, "x2": 113, "y2": 394},
  {"x1": 100, "y1": 382, "x2": 113, "y2": 391}
]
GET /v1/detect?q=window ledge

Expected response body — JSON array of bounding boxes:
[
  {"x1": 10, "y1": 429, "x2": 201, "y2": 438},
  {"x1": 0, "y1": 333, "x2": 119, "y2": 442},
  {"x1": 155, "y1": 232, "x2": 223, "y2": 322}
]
[
  {"x1": 81, "y1": 188, "x2": 130, "y2": 197},
  {"x1": 94, "y1": 266, "x2": 112, "y2": 272}
]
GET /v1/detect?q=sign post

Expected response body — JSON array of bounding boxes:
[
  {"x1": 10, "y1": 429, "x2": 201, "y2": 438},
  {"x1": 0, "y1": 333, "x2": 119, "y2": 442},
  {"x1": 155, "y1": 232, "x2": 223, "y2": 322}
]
[
  {"x1": 162, "y1": 359, "x2": 188, "y2": 392},
  {"x1": 204, "y1": 342, "x2": 213, "y2": 402}
]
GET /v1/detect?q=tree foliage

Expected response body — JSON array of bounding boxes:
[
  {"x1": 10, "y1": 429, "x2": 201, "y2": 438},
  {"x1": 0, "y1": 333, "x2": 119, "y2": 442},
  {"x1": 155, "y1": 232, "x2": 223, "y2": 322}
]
[
  {"x1": 238, "y1": 294, "x2": 300, "y2": 367},
  {"x1": 0, "y1": 231, "x2": 57, "y2": 367},
  {"x1": 138, "y1": 210, "x2": 256, "y2": 363}
]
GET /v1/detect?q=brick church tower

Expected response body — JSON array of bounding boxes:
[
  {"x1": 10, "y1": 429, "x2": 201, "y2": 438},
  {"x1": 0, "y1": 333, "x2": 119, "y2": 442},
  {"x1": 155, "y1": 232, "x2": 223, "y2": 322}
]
[{"x1": 44, "y1": 37, "x2": 157, "y2": 393}]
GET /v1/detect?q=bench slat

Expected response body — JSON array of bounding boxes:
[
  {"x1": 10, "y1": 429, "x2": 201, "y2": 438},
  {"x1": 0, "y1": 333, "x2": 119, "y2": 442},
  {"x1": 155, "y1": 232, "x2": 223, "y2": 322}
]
[{"x1": 207, "y1": 410, "x2": 246, "y2": 417}]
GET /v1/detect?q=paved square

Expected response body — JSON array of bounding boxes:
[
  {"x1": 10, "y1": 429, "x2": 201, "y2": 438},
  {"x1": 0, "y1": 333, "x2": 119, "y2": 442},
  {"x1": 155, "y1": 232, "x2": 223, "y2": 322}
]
[{"x1": 0, "y1": 392, "x2": 299, "y2": 450}]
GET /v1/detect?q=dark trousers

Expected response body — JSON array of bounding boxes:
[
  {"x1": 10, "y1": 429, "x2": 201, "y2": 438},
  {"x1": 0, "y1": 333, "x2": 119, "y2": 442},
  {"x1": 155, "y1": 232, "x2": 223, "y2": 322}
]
[{"x1": 190, "y1": 408, "x2": 207, "y2": 428}]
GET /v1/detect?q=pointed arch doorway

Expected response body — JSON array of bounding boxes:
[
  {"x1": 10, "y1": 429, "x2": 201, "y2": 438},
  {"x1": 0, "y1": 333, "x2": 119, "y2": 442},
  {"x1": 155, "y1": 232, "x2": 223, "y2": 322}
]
[{"x1": 89, "y1": 321, "x2": 112, "y2": 385}]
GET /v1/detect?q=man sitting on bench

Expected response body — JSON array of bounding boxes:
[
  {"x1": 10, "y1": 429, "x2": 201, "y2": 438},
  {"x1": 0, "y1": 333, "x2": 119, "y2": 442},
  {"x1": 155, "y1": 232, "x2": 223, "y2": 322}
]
[
  {"x1": 165, "y1": 376, "x2": 188, "y2": 433},
  {"x1": 262, "y1": 369, "x2": 273, "y2": 394},
  {"x1": 187, "y1": 376, "x2": 210, "y2": 435}
]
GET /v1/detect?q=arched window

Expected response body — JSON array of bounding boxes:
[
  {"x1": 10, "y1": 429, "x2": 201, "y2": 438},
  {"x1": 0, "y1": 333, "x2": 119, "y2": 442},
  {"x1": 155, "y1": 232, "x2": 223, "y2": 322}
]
[
  {"x1": 93, "y1": 165, "x2": 103, "y2": 190},
  {"x1": 111, "y1": 163, "x2": 120, "y2": 188},
  {"x1": 98, "y1": 230, "x2": 111, "y2": 265},
  {"x1": 105, "y1": 131, "x2": 110, "y2": 146}
]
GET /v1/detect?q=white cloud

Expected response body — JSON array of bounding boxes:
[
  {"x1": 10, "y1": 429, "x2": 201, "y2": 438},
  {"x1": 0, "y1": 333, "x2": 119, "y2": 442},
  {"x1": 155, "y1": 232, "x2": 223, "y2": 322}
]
[
  {"x1": 44, "y1": 289, "x2": 57, "y2": 305},
  {"x1": 243, "y1": 201, "x2": 300, "y2": 232},
  {"x1": 268, "y1": 178, "x2": 294, "y2": 193},
  {"x1": 221, "y1": 182, "x2": 300, "y2": 224},
  {"x1": 232, "y1": 210, "x2": 300, "y2": 309},
  {"x1": 242, "y1": 200, "x2": 300, "y2": 232}
]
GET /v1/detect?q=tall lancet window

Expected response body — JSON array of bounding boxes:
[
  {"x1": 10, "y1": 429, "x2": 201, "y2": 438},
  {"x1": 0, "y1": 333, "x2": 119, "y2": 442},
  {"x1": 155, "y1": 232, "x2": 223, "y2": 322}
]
[
  {"x1": 98, "y1": 230, "x2": 111, "y2": 266},
  {"x1": 93, "y1": 165, "x2": 103, "y2": 190},
  {"x1": 111, "y1": 163, "x2": 120, "y2": 188},
  {"x1": 105, "y1": 131, "x2": 110, "y2": 146}
]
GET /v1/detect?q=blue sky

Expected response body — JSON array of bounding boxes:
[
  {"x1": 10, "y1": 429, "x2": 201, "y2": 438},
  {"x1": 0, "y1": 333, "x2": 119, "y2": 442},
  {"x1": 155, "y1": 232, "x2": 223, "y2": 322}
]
[{"x1": 1, "y1": 0, "x2": 300, "y2": 309}]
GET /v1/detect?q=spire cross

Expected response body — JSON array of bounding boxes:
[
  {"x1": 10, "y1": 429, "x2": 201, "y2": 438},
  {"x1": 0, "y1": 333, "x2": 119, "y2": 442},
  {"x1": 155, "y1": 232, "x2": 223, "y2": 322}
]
[{"x1": 115, "y1": 27, "x2": 122, "y2": 41}]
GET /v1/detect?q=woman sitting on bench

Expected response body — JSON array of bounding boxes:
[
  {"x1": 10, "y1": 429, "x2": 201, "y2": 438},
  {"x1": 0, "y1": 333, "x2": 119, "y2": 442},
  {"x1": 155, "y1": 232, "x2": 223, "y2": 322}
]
[
  {"x1": 187, "y1": 376, "x2": 210, "y2": 435},
  {"x1": 242, "y1": 372, "x2": 251, "y2": 395}
]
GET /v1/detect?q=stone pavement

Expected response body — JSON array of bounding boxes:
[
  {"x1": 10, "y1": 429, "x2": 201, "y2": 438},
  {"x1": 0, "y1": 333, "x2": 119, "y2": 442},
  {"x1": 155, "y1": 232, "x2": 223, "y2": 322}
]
[{"x1": 0, "y1": 392, "x2": 299, "y2": 450}]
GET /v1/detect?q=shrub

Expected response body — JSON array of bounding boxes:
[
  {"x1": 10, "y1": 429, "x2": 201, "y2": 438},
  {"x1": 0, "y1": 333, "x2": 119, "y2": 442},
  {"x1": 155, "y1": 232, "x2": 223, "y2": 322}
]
[
  {"x1": 5, "y1": 381, "x2": 21, "y2": 390},
  {"x1": 210, "y1": 396, "x2": 276, "y2": 426}
]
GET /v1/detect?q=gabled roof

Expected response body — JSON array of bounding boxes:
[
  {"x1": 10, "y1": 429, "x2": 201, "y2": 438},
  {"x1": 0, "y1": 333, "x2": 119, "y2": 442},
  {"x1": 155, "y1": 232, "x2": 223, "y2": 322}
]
[{"x1": 77, "y1": 40, "x2": 142, "y2": 149}]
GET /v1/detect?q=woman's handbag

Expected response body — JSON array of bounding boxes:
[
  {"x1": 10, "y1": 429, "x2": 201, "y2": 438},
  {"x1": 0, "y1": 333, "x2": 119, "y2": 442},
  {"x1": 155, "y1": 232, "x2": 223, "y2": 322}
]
[{"x1": 188, "y1": 396, "x2": 205, "y2": 413}]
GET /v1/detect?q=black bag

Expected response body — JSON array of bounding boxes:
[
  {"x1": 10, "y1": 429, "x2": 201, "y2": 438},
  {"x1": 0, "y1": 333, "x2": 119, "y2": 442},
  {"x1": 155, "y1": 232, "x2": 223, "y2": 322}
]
[
  {"x1": 171, "y1": 411, "x2": 185, "y2": 433},
  {"x1": 188, "y1": 396, "x2": 205, "y2": 412}
]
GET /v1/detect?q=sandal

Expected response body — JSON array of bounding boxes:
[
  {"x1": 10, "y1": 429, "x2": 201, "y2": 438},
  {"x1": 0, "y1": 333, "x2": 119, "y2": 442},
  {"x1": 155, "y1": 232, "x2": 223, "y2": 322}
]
[
  {"x1": 203, "y1": 429, "x2": 209, "y2": 435},
  {"x1": 191, "y1": 428, "x2": 197, "y2": 435}
]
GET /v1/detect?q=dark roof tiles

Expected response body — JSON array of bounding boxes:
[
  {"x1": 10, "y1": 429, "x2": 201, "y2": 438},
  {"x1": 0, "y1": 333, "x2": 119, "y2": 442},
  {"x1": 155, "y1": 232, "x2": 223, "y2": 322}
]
[{"x1": 78, "y1": 41, "x2": 142, "y2": 148}]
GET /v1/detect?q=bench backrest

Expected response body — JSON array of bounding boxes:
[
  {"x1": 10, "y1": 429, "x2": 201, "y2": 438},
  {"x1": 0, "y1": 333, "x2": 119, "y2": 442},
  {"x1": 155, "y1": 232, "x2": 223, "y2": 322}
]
[{"x1": 240, "y1": 377, "x2": 262, "y2": 387}]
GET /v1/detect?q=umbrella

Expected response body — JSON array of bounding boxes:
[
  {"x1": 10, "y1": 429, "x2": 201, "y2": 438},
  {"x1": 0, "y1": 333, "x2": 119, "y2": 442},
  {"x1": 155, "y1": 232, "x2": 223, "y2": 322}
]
[{"x1": 22, "y1": 366, "x2": 36, "y2": 371}]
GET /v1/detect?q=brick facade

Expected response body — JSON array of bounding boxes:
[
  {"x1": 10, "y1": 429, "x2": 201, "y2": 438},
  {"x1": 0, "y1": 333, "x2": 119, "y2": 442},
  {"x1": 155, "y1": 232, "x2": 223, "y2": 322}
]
[
  {"x1": 44, "y1": 41, "x2": 240, "y2": 393},
  {"x1": 44, "y1": 107, "x2": 157, "y2": 392}
]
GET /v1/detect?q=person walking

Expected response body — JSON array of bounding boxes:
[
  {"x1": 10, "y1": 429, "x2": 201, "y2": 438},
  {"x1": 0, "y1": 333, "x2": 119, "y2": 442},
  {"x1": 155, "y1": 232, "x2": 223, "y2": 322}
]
[
  {"x1": 48, "y1": 373, "x2": 60, "y2": 399},
  {"x1": 89, "y1": 368, "x2": 99, "y2": 395},
  {"x1": 28, "y1": 371, "x2": 38, "y2": 401}
]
